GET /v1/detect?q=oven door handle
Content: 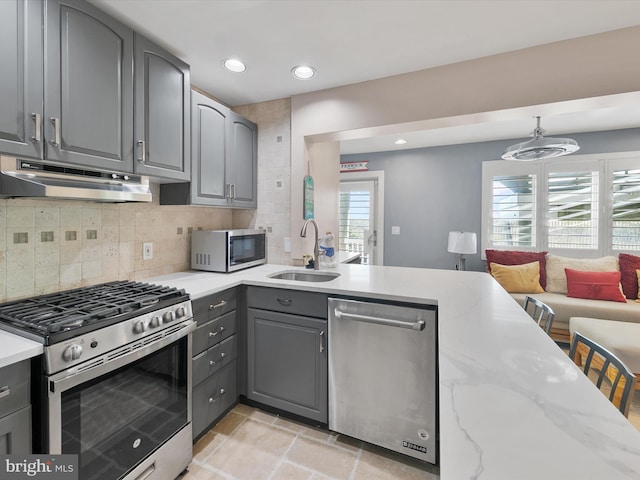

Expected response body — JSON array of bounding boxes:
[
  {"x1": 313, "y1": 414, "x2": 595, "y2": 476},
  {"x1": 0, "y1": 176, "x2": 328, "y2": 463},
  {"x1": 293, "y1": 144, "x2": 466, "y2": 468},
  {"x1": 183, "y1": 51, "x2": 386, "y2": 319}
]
[{"x1": 48, "y1": 320, "x2": 196, "y2": 395}]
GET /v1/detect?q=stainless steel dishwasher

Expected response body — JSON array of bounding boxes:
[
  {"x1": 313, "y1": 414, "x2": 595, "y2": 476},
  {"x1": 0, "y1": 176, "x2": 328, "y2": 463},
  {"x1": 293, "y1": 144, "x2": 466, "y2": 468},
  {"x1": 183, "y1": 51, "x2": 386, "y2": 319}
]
[{"x1": 328, "y1": 297, "x2": 438, "y2": 464}]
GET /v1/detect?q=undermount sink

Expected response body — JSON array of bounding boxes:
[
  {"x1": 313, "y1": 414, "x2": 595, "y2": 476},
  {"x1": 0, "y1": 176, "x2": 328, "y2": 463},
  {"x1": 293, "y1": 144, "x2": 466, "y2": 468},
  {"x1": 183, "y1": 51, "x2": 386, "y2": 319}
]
[{"x1": 268, "y1": 270, "x2": 341, "y2": 282}]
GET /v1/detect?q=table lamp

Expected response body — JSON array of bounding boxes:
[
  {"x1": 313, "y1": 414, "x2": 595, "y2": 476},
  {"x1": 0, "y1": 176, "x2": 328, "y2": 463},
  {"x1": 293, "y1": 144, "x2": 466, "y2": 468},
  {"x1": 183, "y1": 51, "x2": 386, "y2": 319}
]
[{"x1": 447, "y1": 231, "x2": 477, "y2": 271}]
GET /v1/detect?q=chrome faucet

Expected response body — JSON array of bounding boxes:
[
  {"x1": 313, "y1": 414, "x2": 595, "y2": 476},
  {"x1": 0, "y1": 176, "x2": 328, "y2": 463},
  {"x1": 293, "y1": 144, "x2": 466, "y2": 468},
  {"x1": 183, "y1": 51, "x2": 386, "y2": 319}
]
[{"x1": 300, "y1": 219, "x2": 320, "y2": 270}]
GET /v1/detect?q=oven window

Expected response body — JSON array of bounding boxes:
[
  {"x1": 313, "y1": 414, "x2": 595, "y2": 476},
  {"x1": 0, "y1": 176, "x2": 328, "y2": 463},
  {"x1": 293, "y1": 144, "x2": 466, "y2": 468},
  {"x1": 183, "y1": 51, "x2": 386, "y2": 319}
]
[
  {"x1": 230, "y1": 234, "x2": 265, "y2": 265},
  {"x1": 61, "y1": 339, "x2": 188, "y2": 480}
]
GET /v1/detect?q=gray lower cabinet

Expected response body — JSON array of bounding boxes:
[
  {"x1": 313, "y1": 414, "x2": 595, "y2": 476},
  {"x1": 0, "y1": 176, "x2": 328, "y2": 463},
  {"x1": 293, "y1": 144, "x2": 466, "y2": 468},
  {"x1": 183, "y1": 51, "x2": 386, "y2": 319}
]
[
  {"x1": 0, "y1": 0, "x2": 43, "y2": 159},
  {"x1": 0, "y1": 359, "x2": 31, "y2": 454},
  {"x1": 246, "y1": 287, "x2": 328, "y2": 423},
  {"x1": 191, "y1": 288, "x2": 238, "y2": 440},
  {"x1": 160, "y1": 91, "x2": 257, "y2": 207},
  {"x1": 134, "y1": 34, "x2": 190, "y2": 181}
]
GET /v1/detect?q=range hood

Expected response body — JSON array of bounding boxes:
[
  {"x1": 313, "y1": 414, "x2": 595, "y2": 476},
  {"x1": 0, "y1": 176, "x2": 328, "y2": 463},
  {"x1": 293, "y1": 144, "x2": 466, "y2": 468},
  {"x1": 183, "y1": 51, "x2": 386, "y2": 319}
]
[{"x1": 0, "y1": 157, "x2": 152, "y2": 202}]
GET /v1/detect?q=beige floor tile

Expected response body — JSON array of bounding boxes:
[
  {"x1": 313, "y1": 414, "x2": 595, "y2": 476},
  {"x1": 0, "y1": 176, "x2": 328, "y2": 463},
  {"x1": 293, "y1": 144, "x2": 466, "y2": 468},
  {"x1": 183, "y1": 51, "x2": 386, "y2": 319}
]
[
  {"x1": 270, "y1": 461, "x2": 314, "y2": 480},
  {"x1": 180, "y1": 463, "x2": 227, "y2": 480},
  {"x1": 204, "y1": 419, "x2": 296, "y2": 479},
  {"x1": 286, "y1": 436, "x2": 358, "y2": 480},
  {"x1": 247, "y1": 408, "x2": 280, "y2": 424},
  {"x1": 274, "y1": 416, "x2": 333, "y2": 443},
  {"x1": 192, "y1": 430, "x2": 226, "y2": 462},
  {"x1": 354, "y1": 446, "x2": 439, "y2": 480},
  {"x1": 212, "y1": 410, "x2": 245, "y2": 435},
  {"x1": 232, "y1": 402, "x2": 255, "y2": 416}
]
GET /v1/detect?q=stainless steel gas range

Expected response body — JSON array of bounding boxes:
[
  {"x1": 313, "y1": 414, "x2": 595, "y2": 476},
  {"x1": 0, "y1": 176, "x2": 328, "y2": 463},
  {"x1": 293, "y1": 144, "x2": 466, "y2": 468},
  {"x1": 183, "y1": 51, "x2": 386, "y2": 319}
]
[{"x1": 0, "y1": 281, "x2": 195, "y2": 480}]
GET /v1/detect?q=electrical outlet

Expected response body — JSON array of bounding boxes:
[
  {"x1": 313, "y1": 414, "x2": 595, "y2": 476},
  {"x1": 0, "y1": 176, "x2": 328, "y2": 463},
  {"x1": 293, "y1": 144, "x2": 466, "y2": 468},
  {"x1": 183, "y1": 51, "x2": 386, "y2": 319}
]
[{"x1": 143, "y1": 242, "x2": 153, "y2": 260}]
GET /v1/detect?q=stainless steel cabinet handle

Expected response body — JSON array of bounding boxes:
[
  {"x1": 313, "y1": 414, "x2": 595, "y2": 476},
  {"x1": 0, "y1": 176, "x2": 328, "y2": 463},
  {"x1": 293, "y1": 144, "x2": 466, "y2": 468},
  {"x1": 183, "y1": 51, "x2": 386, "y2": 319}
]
[
  {"x1": 31, "y1": 113, "x2": 41, "y2": 142},
  {"x1": 220, "y1": 352, "x2": 226, "y2": 359},
  {"x1": 50, "y1": 117, "x2": 60, "y2": 146},
  {"x1": 277, "y1": 298, "x2": 292, "y2": 306},
  {"x1": 208, "y1": 397, "x2": 215, "y2": 404},
  {"x1": 209, "y1": 331, "x2": 219, "y2": 338},
  {"x1": 137, "y1": 140, "x2": 146, "y2": 163},
  {"x1": 209, "y1": 360, "x2": 216, "y2": 366},
  {"x1": 225, "y1": 184, "x2": 231, "y2": 199},
  {"x1": 0, "y1": 386, "x2": 10, "y2": 399},
  {"x1": 334, "y1": 309, "x2": 425, "y2": 331},
  {"x1": 210, "y1": 300, "x2": 227, "y2": 310},
  {"x1": 231, "y1": 184, "x2": 236, "y2": 199},
  {"x1": 220, "y1": 388, "x2": 225, "y2": 395},
  {"x1": 320, "y1": 330, "x2": 325, "y2": 353}
]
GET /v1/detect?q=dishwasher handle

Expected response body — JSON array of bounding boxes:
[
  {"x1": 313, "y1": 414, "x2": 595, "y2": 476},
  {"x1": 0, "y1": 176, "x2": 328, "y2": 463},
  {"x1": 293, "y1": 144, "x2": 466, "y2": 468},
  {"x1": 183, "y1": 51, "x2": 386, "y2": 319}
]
[{"x1": 333, "y1": 308, "x2": 425, "y2": 331}]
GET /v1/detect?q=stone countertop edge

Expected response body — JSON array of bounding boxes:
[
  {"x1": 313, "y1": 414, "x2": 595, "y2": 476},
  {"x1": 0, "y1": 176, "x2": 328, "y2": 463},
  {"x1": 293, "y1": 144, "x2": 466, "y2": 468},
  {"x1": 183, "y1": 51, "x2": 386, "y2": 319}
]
[{"x1": 0, "y1": 330, "x2": 43, "y2": 369}]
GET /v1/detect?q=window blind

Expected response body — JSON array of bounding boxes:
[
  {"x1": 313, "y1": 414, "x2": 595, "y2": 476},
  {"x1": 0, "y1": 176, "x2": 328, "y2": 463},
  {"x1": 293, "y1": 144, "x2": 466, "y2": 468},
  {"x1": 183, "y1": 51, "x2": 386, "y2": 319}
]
[
  {"x1": 490, "y1": 174, "x2": 535, "y2": 247},
  {"x1": 612, "y1": 168, "x2": 640, "y2": 251},
  {"x1": 339, "y1": 190, "x2": 370, "y2": 253}
]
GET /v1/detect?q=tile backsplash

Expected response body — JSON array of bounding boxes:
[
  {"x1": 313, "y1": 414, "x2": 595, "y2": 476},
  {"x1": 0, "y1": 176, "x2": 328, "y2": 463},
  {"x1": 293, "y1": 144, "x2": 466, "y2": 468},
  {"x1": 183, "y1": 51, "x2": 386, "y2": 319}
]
[{"x1": 0, "y1": 185, "x2": 233, "y2": 302}]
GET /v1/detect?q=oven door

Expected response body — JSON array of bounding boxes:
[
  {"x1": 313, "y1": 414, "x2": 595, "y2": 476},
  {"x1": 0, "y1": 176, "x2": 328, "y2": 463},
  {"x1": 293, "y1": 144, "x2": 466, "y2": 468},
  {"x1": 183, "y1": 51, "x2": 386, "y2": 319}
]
[{"x1": 47, "y1": 323, "x2": 194, "y2": 480}]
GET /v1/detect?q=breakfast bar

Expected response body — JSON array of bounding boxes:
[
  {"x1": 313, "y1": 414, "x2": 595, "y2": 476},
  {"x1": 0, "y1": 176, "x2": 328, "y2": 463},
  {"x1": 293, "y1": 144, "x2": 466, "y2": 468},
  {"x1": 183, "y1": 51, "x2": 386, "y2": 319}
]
[{"x1": 150, "y1": 263, "x2": 640, "y2": 479}]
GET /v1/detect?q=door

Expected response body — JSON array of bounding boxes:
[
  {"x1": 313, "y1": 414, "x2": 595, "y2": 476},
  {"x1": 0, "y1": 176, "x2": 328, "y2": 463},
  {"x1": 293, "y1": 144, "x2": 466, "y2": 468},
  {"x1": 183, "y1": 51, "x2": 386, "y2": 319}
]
[
  {"x1": 134, "y1": 34, "x2": 190, "y2": 181},
  {"x1": 247, "y1": 308, "x2": 327, "y2": 422},
  {"x1": 339, "y1": 171, "x2": 385, "y2": 265},
  {"x1": 228, "y1": 112, "x2": 257, "y2": 208},
  {"x1": 191, "y1": 91, "x2": 229, "y2": 205},
  {"x1": 0, "y1": 0, "x2": 43, "y2": 159},
  {"x1": 45, "y1": 0, "x2": 134, "y2": 171}
]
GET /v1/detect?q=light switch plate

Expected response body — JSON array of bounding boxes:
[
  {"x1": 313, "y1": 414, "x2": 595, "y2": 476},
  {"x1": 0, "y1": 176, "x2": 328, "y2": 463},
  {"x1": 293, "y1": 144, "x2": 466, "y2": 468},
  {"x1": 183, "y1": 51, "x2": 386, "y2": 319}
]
[
  {"x1": 391, "y1": 226, "x2": 401, "y2": 235},
  {"x1": 143, "y1": 242, "x2": 153, "y2": 260}
]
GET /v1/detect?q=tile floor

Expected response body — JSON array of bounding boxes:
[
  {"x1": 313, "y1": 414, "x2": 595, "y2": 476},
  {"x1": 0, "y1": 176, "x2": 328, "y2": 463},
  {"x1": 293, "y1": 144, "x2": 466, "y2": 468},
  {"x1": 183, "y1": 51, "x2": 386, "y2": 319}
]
[{"x1": 181, "y1": 404, "x2": 440, "y2": 480}]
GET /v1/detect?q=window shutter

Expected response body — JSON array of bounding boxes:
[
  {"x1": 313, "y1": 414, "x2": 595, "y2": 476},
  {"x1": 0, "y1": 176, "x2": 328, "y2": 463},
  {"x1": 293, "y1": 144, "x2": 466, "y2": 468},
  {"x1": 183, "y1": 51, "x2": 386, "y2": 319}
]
[
  {"x1": 547, "y1": 170, "x2": 599, "y2": 249},
  {"x1": 612, "y1": 168, "x2": 640, "y2": 251},
  {"x1": 490, "y1": 174, "x2": 536, "y2": 247}
]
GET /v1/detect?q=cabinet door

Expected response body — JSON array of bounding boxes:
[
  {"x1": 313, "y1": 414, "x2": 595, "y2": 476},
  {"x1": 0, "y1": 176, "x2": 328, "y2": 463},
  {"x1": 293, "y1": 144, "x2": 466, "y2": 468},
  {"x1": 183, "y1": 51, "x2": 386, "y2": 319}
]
[
  {"x1": 228, "y1": 111, "x2": 257, "y2": 208},
  {"x1": 247, "y1": 308, "x2": 327, "y2": 423},
  {"x1": 134, "y1": 34, "x2": 190, "y2": 181},
  {"x1": 0, "y1": 406, "x2": 31, "y2": 454},
  {"x1": 44, "y1": 0, "x2": 134, "y2": 172},
  {"x1": 0, "y1": 0, "x2": 43, "y2": 159},
  {"x1": 191, "y1": 91, "x2": 229, "y2": 205}
]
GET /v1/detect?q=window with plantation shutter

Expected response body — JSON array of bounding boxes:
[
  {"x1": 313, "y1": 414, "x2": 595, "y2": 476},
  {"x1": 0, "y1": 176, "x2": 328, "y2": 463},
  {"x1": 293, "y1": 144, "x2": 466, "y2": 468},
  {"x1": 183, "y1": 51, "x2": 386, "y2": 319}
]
[
  {"x1": 482, "y1": 152, "x2": 640, "y2": 257},
  {"x1": 490, "y1": 174, "x2": 536, "y2": 247},
  {"x1": 547, "y1": 170, "x2": 599, "y2": 249},
  {"x1": 612, "y1": 168, "x2": 640, "y2": 251}
]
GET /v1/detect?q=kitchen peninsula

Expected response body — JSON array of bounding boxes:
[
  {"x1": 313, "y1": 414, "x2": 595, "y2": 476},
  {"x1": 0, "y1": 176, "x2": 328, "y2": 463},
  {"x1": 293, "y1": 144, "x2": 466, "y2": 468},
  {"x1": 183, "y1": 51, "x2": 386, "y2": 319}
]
[{"x1": 150, "y1": 263, "x2": 640, "y2": 480}]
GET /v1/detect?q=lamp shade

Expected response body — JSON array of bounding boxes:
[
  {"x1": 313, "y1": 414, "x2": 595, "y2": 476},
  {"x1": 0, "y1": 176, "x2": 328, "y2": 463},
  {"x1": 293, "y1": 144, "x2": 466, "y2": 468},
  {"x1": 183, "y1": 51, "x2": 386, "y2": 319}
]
[{"x1": 447, "y1": 231, "x2": 477, "y2": 255}]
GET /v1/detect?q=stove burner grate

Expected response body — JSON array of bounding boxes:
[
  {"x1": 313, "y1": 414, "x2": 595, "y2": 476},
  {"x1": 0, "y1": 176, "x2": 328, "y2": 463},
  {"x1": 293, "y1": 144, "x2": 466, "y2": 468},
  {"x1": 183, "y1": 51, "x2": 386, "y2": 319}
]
[{"x1": 0, "y1": 281, "x2": 185, "y2": 335}]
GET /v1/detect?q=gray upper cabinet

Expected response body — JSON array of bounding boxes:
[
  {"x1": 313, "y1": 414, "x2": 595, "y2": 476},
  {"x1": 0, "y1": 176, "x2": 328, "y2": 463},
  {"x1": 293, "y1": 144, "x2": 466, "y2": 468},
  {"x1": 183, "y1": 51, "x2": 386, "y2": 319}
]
[
  {"x1": 0, "y1": 0, "x2": 43, "y2": 159},
  {"x1": 44, "y1": 0, "x2": 134, "y2": 171},
  {"x1": 228, "y1": 111, "x2": 257, "y2": 208},
  {"x1": 160, "y1": 91, "x2": 256, "y2": 207},
  {"x1": 134, "y1": 34, "x2": 190, "y2": 181}
]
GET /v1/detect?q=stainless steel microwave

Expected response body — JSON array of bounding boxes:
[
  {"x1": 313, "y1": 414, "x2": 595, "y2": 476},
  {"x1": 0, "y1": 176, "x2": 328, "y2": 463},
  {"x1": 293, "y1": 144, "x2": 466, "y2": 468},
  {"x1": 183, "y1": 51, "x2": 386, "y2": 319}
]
[{"x1": 191, "y1": 229, "x2": 266, "y2": 272}]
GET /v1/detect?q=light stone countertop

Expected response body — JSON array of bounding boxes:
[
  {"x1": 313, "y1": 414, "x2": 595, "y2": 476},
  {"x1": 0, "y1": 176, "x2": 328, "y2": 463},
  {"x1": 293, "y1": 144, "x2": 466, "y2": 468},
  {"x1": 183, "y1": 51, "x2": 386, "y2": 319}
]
[
  {"x1": 0, "y1": 329, "x2": 43, "y2": 369},
  {"x1": 148, "y1": 263, "x2": 640, "y2": 479}
]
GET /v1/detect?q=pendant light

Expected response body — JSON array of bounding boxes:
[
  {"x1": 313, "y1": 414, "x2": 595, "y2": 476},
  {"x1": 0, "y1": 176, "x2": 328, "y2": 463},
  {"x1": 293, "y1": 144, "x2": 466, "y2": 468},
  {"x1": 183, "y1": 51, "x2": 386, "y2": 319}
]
[{"x1": 501, "y1": 116, "x2": 580, "y2": 161}]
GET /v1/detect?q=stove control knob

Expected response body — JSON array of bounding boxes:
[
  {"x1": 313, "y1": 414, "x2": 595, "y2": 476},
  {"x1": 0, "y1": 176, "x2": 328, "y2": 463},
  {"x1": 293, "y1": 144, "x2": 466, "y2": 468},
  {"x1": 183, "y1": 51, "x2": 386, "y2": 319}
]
[
  {"x1": 163, "y1": 311, "x2": 175, "y2": 323},
  {"x1": 63, "y1": 344, "x2": 83, "y2": 362},
  {"x1": 175, "y1": 306, "x2": 186, "y2": 319},
  {"x1": 149, "y1": 316, "x2": 162, "y2": 328},
  {"x1": 133, "y1": 321, "x2": 146, "y2": 334}
]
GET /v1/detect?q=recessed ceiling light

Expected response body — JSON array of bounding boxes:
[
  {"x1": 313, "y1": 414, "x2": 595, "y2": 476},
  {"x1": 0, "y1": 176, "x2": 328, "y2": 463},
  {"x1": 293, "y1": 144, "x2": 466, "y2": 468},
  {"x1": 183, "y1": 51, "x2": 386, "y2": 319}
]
[
  {"x1": 223, "y1": 58, "x2": 246, "y2": 73},
  {"x1": 292, "y1": 65, "x2": 316, "y2": 80},
  {"x1": 394, "y1": 139, "x2": 407, "y2": 145}
]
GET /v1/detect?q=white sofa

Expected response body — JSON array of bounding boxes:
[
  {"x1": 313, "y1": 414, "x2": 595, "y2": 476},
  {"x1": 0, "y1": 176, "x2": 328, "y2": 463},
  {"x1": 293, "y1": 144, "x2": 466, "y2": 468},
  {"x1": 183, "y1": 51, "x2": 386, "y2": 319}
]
[{"x1": 510, "y1": 292, "x2": 640, "y2": 342}]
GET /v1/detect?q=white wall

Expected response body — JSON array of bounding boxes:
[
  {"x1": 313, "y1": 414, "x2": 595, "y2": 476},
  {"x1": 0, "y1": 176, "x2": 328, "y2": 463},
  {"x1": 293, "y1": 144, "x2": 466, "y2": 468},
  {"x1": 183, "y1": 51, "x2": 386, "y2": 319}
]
[{"x1": 289, "y1": 26, "x2": 640, "y2": 258}]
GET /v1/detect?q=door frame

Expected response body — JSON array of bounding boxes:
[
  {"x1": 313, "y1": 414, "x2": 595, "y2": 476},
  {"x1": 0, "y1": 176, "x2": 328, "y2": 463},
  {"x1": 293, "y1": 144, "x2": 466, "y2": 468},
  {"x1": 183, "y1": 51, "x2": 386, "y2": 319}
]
[{"x1": 339, "y1": 170, "x2": 385, "y2": 265}]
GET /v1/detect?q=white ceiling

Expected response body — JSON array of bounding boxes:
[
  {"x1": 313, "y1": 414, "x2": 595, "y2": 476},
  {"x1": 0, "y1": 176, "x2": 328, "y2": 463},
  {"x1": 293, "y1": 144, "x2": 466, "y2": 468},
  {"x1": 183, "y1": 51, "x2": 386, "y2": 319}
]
[{"x1": 88, "y1": 0, "x2": 640, "y2": 154}]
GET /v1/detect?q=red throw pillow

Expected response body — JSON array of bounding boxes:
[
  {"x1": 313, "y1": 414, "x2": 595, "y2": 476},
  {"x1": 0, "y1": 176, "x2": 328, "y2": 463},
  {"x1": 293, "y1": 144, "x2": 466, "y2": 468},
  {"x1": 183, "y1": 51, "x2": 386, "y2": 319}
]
[
  {"x1": 565, "y1": 268, "x2": 627, "y2": 303},
  {"x1": 619, "y1": 253, "x2": 640, "y2": 299},
  {"x1": 485, "y1": 250, "x2": 548, "y2": 289}
]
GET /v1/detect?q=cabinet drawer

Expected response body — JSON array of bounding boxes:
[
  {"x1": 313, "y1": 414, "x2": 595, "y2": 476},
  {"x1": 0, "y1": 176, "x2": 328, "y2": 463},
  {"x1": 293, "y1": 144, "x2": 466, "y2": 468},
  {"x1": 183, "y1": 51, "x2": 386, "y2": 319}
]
[
  {"x1": 192, "y1": 310, "x2": 236, "y2": 357},
  {"x1": 0, "y1": 405, "x2": 31, "y2": 454},
  {"x1": 247, "y1": 287, "x2": 328, "y2": 318},
  {"x1": 192, "y1": 361, "x2": 237, "y2": 440},
  {"x1": 192, "y1": 289, "x2": 237, "y2": 325},
  {"x1": 0, "y1": 360, "x2": 30, "y2": 418},
  {"x1": 192, "y1": 335, "x2": 238, "y2": 386}
]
